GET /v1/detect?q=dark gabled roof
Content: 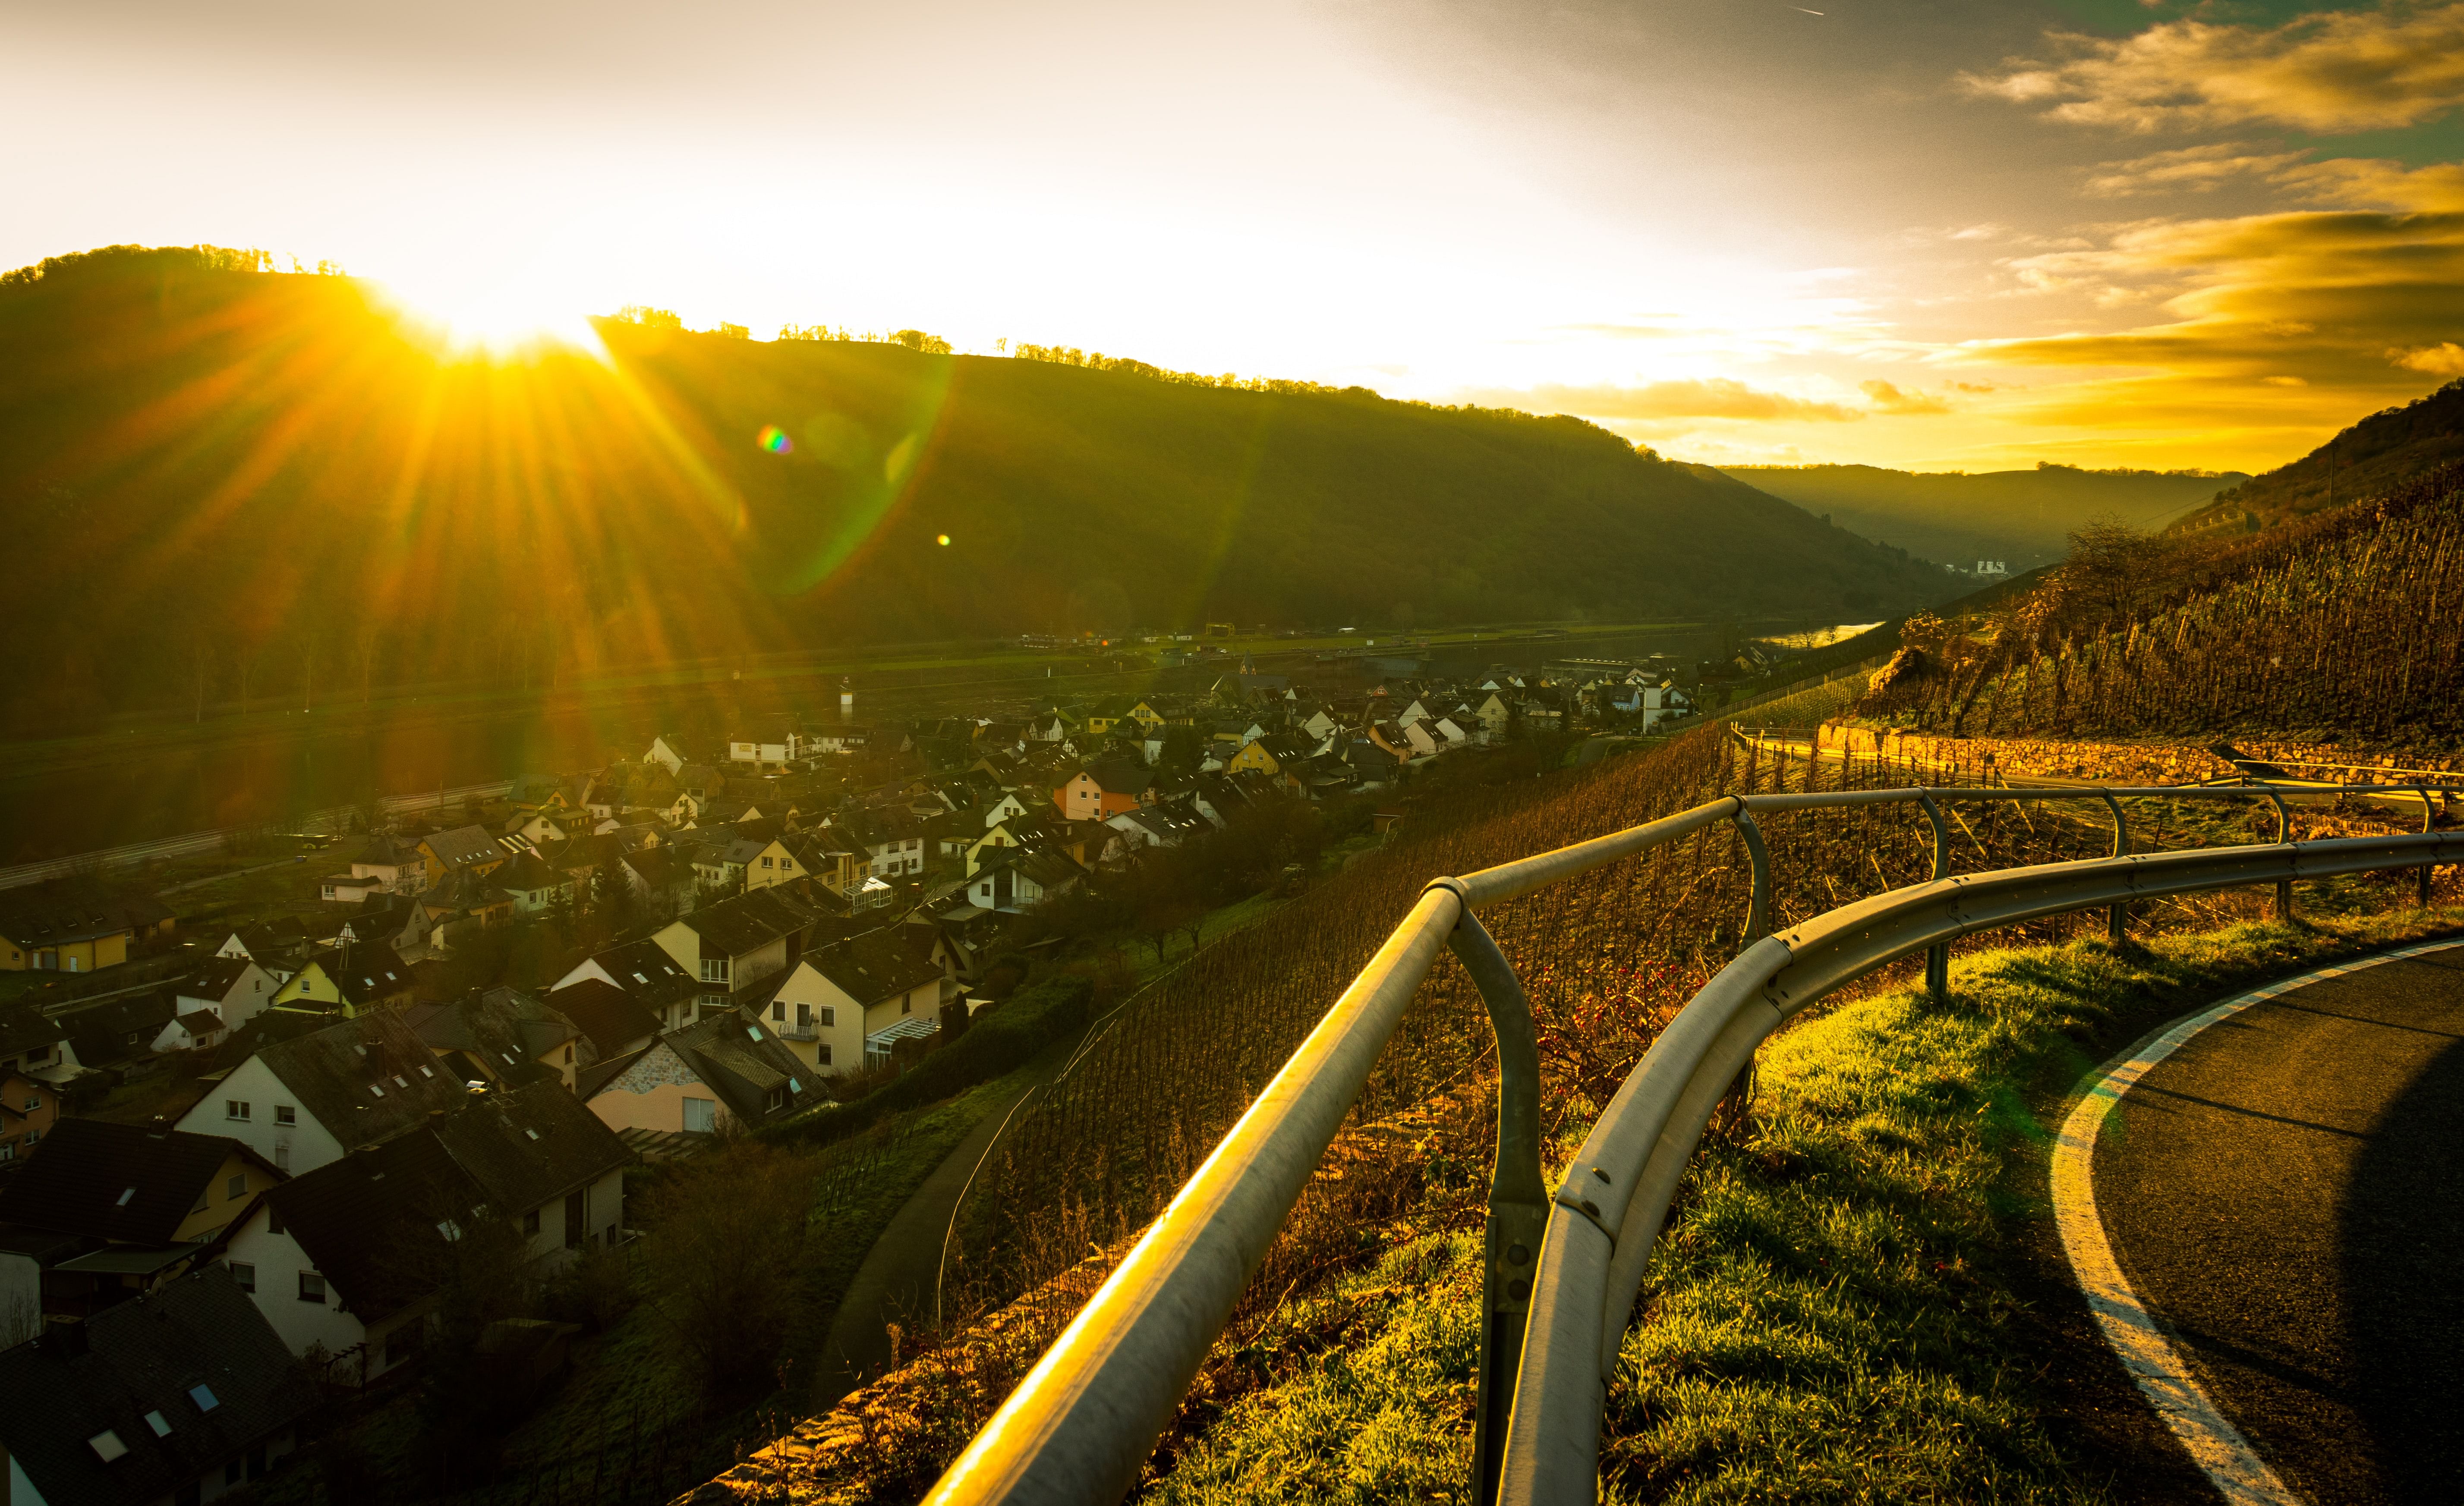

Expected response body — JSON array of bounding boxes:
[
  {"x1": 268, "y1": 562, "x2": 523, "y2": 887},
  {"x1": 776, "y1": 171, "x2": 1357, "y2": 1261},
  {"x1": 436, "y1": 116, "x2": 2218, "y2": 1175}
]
[
  {"x1": 576, "y1": 1045, "x2": 649, "y2": 1101},
  {"x1": 430, "y1": 1080, "x2": 631, "y2": 1217},
  {"x1": 663, "y1": 1009, "x2": 811, "y2": 1125},
  {"x1": 680, "y1": 887, "x2": 816, "y2": 960},
  {"x1": 543, "y1": 979, "x2": 660, "y2": 1059},
  {"x1": 1078, "y1": 754, "x2": 1155, "y2": 795},
  {"x1": 573, "y1": 938, "x2": 696, "y2": 1009},
  {"x1": 800, "y1": 929, "x2": 942, "y2": 1007},
  {"x1": 253, "y1": 1012, "x2": 468, "y2": 1154},
  {"x1": 402, "y1": 988, "x2": 578, "y2": 1075},
  {"x1": 63, "y1": 991, "x2": 177, "y2": 1068},
  {"x1": 179, "y1": 956, "x2": 259, "y2": 1003},
  {"x1": 0, "y1": 879, "x2": 163, "y2": 950},
  {"x1": 491, "y1": 853, "x2": 564, "y2": 894},
  {"x1": 256, "y1": 1131, "x2": 476, "y2": 1321},
  {"x1": 299, "y1": 938, "x2": 412, "y2": 1007},
  {"x1": 0, "y1": 1120, "x2": 273, "y2": 1245},
  {"x1": 0, "y1": 1003, "x2": 69, "y2": 1060},
  {"x1": 621, "y1": 846, "x2": 692, "y2": 892},
  {"x1": 0, "y1": 1264, "x2": 317, "y2": 1506},
  {"x1": 422, "y1": 824, "x2": 505, "y2": 870}
]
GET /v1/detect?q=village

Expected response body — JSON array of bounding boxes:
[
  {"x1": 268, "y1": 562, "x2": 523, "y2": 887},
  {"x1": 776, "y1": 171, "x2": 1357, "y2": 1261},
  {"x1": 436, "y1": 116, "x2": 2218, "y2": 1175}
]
[{"x1": 0, "y1": 645, "x2": 1706, "y2": 1506}]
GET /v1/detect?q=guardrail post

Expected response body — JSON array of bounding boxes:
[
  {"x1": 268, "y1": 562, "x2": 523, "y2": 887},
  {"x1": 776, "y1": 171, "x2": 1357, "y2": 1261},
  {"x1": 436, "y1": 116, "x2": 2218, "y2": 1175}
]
[
  {"x1": 2416, "y1": 783, "x2": 2437, "y2": 908},
  {"x1": 1917, "y1": 793, "x2": 1950, "y2": 1004},
  {"x1": 1429, "y1": 885, "x2": 1550, "y2": 1506},
  {"x1": 2265, "y1": 788, "x2": 2295, "y2": 922},
  {"x1": 2101, "y1": 792, "x2": 2130, "y2": 945},
  {"x1": 1733, "y1": 809, "x2": 1771, "y2": 943}
]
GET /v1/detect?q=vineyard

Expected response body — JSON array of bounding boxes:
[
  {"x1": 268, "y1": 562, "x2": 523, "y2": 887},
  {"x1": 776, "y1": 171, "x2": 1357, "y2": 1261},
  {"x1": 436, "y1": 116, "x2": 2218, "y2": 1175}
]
[
  {"x1": 659, "y1": 713, "x2": 2455, "y2": 1503},
  {"x1": 1862, "y1": 462, "x2": 2464, "y2": 745}
]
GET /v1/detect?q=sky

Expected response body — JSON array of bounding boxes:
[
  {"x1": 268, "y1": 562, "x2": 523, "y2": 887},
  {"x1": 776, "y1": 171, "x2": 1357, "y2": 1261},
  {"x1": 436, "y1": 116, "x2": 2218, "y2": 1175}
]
[{"x1": 3, "y1": 0, "x2": 2459, "y2": 474}]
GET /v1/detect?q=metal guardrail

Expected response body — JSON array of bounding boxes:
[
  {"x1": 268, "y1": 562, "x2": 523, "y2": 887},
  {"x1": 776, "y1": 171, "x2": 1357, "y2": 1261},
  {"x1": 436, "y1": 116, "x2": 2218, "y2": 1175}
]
[{"x1": 923, "y1": 770, "x2": 2455, "y2": 1506}]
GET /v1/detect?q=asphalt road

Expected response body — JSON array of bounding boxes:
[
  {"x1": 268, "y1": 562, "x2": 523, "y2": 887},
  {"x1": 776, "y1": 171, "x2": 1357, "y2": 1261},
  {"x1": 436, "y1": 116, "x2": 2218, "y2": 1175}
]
[{"x1": 2095, "y1": 947, "x2": 2464, "y2": 1503}]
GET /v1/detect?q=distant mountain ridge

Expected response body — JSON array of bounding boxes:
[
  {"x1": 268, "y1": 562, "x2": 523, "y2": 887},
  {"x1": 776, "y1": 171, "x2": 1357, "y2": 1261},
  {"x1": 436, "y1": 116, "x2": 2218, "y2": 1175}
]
[
  {"x1": 0, "y1": 245, "x2": 1957, "y2": 733},
  {"x1": 2169, "y1": 380, "x2": 2464, "y2": 538},
  {"x1": 1722, "y1": 463, "x2": 2245, "y2": 572}
]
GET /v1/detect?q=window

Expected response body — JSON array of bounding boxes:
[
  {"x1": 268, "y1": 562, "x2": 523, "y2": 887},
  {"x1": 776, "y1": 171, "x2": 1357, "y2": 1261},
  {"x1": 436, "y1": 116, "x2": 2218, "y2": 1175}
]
[
  {"x1": 274, "y1": 1145, "x2": 289, "y2": 1171},
  {"x1": 227, "y1": 1173, "x2": 246, "y2": 1199},
  {"x1": 188, "y1": 1383, "x2": 219, "y2": 1413},
  {"x1": 819, "y1": 1044, "x2": 833, "y2": 1066},
  {"x1": 563, "y1": 1045, "x2": 573, "y2": 1063},
  {"x1": 902, "y1": 997, "x2": 912, "y2": 1016},
  {"x1": 274, "y1": 1104, "x2": 295, "y2": 1125},
  {"x1": 524, "y1": 1208, "x2": 541, "y2": 1235},
  {"x1": 226, "y1": 1099, "x2": 250, "y2": 1121},
  {"x1": 88, "y1": 1431, "x2": 127, "y2": 1463},
  {"x1": 229, "y1": 1262, "x2": 255, "y2": 1292},
  {"x1": 761, "y1": 855, "x2": 772, "y2": 868},
  {"x1": 145, "y1": 1410, "x2": 173, "y2": 1437},
  {"x1": 699, "y1": 958, "x2": 729, "y2": 984},
  {"x1": 797, "y1": 1003, "x2": 815, "y2": 1028},
  {"x1": 766, "y1": 1087, "x2": 785, "y2": 1112},
  {"x1": 298, "y1": 1271, "x2": 325, "y2": 1303},
  {"x1": 772, "y1": 1001, "x2": 785, "y2": 1022},
  {"x1": 683, "y1": 1097, "x2": 716, "y2": 1133}
]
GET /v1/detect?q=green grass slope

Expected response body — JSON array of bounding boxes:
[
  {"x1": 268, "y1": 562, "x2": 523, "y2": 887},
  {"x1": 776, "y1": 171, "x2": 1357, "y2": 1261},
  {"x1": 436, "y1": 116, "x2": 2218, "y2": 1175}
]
[
  {"x1": 1723, "y1": 465, "x2": 2244, "y2": 573},
  {"x1": 0, "y1": 245, "x2": 1956, "y2": 733}
]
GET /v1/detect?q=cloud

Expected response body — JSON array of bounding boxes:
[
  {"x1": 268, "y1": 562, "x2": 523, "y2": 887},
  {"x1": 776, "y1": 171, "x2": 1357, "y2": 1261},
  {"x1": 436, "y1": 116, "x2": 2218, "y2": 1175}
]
[
  {"x1": 1963, "y1": 2, "x2": 2464, "y2": 133},
  {"x1": 2395, "y1": 342, "x2": 2464, "y2": 375},
  {"x1": 1479, "y1": 378, "x2": 1863, "y2": 422},
  {"x1": 1859, "y1": 379, "x2": 1950, "y2": 414},
  {"x1": 2083, "y1": 143, "x2": 2313, "y2": 198}
]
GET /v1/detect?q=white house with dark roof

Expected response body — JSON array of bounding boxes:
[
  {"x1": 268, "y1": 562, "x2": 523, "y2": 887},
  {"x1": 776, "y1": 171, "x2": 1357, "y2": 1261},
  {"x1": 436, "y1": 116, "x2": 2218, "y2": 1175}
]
[
  {"x1": 177, "y1": 956, "x2": 279, "y2": 1034},
  {"x1": 172, "y1": 1013, "x2": 468, "y2": 1175},
  {"x1": 551, "y1": 937, "x2": 699, "y2": 1031}
]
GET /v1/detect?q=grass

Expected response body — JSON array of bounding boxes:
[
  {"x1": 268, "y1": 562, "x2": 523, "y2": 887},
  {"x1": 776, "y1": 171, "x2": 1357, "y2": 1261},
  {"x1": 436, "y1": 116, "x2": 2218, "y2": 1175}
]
[{"x1": 1145, "y1": 903, "x2": 2464, "y2": 1505}]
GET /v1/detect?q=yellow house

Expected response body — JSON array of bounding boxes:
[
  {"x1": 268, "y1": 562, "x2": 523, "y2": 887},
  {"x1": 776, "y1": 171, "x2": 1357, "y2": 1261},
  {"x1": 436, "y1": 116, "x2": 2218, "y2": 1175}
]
[
  {"x1": 0, "y1": 883, "x2": 169, "y2": 973},
  {"x1": 748, "y1": 831, "x2": 857, "y2": 895},
  {"x1": 1226, "y1": 739, "x2": 1281, "y2": 776},
  {"x1": 271, "y1": 940, "x2": 416, "y2": 1017}
]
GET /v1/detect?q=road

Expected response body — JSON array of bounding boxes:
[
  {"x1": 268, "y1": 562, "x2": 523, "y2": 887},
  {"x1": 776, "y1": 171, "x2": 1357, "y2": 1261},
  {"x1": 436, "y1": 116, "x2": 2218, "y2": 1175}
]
[{"x1": 2089, "y1": 946, "x2": 2464, "y2": 1503}]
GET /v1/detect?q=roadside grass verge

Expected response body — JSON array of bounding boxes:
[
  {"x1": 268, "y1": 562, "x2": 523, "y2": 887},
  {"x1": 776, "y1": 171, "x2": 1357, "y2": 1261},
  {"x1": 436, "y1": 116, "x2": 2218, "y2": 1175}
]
[{"x1": 1148, "y1": 905, "x2": 2464, "y2": 1505}]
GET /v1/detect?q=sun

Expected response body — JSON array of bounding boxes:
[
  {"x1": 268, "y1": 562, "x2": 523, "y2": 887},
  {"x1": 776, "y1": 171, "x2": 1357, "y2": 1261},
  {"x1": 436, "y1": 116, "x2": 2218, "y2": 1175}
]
[{"x1": 373, "y1": 267, "x2": 608, "y2": 360}]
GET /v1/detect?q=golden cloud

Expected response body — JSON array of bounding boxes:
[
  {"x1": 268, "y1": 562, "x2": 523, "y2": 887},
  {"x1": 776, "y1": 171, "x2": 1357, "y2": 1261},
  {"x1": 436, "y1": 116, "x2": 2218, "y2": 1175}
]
[
  {"x1": 2083, "y1": 144, "x2": 2314, "y2": 197},
  {"x1": 2396, "y1": 341, "x2": 2464, "y2": 375},
  {"x1": 1859, "y1": 379, "x2": 1950, "y2": 414},
  {"x1": 1964, "y1": 2, "x2": 2464, "y2": 133}
]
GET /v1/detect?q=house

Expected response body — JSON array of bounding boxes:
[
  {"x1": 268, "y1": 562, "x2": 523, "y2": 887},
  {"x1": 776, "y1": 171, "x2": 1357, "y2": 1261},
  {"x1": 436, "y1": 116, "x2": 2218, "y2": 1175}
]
[
  {"x1": 315, "y1": 871, "x2": 387, "y2": 905},
  {"x1": 213, "y1": 917, "x2": 308, "y2": 979},
  {"x1": 650, "y1": 888, "x2": 821, "y2": 1021},
  {"x1": 0, "y1": 1120, "x2": 286, "y2": 1314},
  {"x1": 644, "y1": 733, "x2": 696, "y2": 772},
  {"x1": 156, "y1": 1008, "x2": 230, "y2": 1054},
  {"x1": 0, "y1": 880, "x2": 171, "y2": 974},
  {"x1": 827, "y1": 807, "x2": 930, "y2": 880},
  {"x1": 0, "y1": 1003, "x2": 83, "y2": 1089},
  {"x1": 1226, "y1": 732, "x2": 1312, "y2": 777},
  {"x1": 0, "y1": 1066, "x2": 62, "y2": 1162},
  {"x1": 172, "y1": 1012, "x2": 470, "y2": 1175},
  {"x1": 619, "y1": 846, "x2": 698, "y2": 915},
  {"x1": 726, "y1": 729, "x2": 806, "y2": 767},
  {"x1": 491, "y1": 852, "x2": 576, "y2": 917},
  {"x1": 0, "y1": 1264, "x2": 318, "y2": 1506},
  {"x1": 216, "y1": 1082, "x2": 629, "y2": 1383},
  {"x1": 416, "y1": 824, "x2": 512, "y2": 881},
  {"x1": 1105, "y1": 800, "x2": 1209, "y2": 853},
  {"x1": 267, "y1": 937, "x2": 414, "y2": 1017},
  {"x1": 551, "y1": 938, "x2": 699, "y2": 1033},
  {"x1": 1473, "y1": 692, "x2": 1513, "y2": 738},
  {"x1": 403, "y1": 987, "x2": 585, "y2": 1092},
  {"x1": 757, "y1": 930, "x2": 948, "y2": 1074},
  {"x1": 1054, "y1": 755, "x2": 1157, "y2": 822},
  {"x1": 504, "y1": 809, "x2": 576, "y2": 848},
  {"x1": 179, "y1": 957, "x2": 280, "y2": 1034},
  {"x1": 964, "y1": 846, "x2": 1087, "y2": 914},
  {"x1": 747, "y1": 830, "x2": 855, "y2": 895},
  {"x1": 584, "y1": 1007, "x2": 816, "y2": 1137},
  {"x1": 60, "y1": 991, "x2": 178, "y2": 1077},
  {"x1": 535, "y1": 978, "x2": 661, "y2": 1063}
]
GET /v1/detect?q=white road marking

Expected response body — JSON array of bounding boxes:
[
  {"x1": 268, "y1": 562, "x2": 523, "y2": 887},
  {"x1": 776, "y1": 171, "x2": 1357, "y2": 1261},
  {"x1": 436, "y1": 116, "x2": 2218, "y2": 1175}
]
[{"x1": 2053, "y1": 938, "x2": 2464, "y2": 1506}]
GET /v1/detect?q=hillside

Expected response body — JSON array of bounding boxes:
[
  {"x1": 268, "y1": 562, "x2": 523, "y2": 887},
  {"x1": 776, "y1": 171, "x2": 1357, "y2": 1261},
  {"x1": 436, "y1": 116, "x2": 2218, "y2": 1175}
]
[
  {"x1": 2169, "y1": 379, "x2": 2464, "y2": 537},
  {"x1": 0, "y1": 245, "x2": 1955, "y2": 735},
  {"x1": 1856, "y1": 459, "x2": 2464, "y2": 746},
  {"x1": 1723, "y1": 463, "x2": 2244, "y2": 572}
]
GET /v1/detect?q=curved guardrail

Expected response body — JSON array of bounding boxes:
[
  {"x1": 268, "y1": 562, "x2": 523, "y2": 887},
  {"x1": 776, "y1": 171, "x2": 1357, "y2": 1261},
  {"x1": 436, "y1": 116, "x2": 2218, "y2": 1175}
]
[{"x1": 924, "y1": 773, "x2": 2453, "y2": 1506}]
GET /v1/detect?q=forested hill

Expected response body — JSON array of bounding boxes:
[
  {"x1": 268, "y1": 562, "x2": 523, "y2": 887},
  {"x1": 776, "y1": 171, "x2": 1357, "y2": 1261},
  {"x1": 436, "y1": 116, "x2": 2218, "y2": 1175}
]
[
  {"x1": 1723, "y1": 463, "x2": 2244, "y2": 572},
  {"x1": 2169, "y1": 379, "x2": 2464, "y2": 537},
  {"x1": 0, "y1": 246, "x2": 1954, "y2": 735}
]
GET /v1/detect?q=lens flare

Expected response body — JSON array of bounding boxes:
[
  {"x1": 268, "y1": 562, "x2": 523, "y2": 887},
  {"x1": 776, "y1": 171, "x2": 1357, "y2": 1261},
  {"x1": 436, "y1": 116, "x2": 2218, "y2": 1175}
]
[
  {"x1": 756, "y1": 425, "x2": 794, "y2": 454},
  {"x1": 937, "y1": 533, "x2": 951, "y2": 545}
]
